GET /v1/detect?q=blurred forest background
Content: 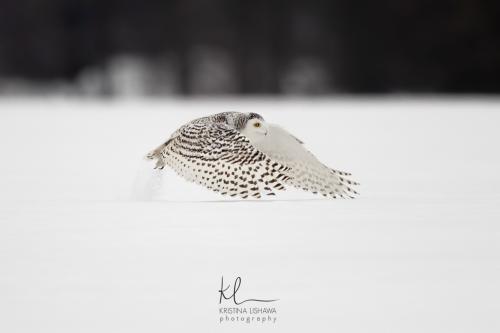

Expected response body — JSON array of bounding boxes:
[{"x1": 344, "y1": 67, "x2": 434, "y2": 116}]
[{"x1": 0, "y1": 0, "x2": 499, "y2": 95}]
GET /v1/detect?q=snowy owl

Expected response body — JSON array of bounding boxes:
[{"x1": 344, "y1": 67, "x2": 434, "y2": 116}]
[{"x1": 146, "y1": 112, "x2": 358, "y2": 199}]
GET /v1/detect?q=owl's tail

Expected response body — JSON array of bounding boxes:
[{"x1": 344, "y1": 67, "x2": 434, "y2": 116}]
[
  {"x1": 144, "y1": 148, "x2": 160, "y2": 161},
  {"x1": 145, "y1": 139, "x2": 171, "y2": 169}
]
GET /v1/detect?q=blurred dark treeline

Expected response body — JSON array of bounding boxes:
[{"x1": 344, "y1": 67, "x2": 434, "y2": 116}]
[{"x1": 0, "y1": 0, "x2": 499, "y2": 95}]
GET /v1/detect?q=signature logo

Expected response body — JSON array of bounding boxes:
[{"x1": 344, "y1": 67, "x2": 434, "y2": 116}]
[{"x1": 218, "y1": 276, "x2": 278, "y2": 305}]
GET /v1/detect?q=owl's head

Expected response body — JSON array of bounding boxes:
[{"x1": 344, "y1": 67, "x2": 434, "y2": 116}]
[{"x1": 240, "y1": 113, "x2": 268, "y2": 141}]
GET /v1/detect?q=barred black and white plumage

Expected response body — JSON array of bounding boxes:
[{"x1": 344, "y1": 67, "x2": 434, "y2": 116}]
[{"x1": 146, "y1": 112, "x2": 358, "y2": 199}]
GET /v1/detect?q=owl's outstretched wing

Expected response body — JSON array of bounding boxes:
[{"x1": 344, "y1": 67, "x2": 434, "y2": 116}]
[
  {"x1": 146, "y1": 122, "x2": 290, "y2": 199},
  {"x1": 250, "y1": 124, "x2": 359, "y2": 198}
]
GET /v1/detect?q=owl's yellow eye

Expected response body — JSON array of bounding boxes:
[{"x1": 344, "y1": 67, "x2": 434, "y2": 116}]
[{"x1": 253, "y1": 122, "x2": 261, "y2": 128}]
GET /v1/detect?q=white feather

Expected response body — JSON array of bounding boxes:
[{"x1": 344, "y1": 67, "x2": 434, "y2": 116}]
[{"x1": 249, "y1": 124, "x2": 358, "y2": 198}]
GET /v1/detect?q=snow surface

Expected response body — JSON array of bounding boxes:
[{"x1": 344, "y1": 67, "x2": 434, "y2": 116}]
[{"x1": 0, "y1": 97, "x2": 499, "y2": 332}]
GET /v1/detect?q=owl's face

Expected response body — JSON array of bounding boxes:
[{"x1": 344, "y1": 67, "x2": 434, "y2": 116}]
[{"x1": 240, "y1": 117, "x2": 269, "y2": 141}]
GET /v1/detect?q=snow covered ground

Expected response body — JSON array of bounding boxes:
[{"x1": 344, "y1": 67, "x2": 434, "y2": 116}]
[{"x1": 0, "y1": 97, "x2": 499, "y2": 332}]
